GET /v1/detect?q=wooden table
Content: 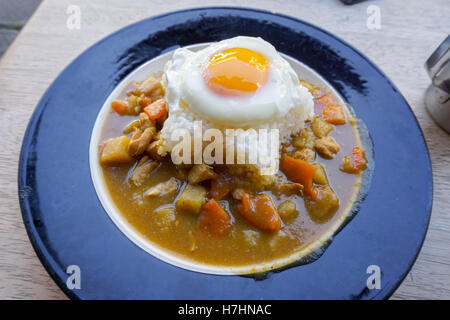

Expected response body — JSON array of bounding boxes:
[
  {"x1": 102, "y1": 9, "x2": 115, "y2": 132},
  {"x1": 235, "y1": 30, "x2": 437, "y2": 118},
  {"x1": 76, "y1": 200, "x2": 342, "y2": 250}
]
[{"x1": 0, "y1": 0, "x2": 449, "y2": 300}]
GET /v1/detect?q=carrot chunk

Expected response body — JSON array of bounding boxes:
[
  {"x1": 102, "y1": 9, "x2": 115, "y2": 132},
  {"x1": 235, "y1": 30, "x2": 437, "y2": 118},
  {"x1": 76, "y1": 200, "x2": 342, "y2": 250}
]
[
  {"x1": 281, "y1": 156, "x2": 317, "y2": 197},
  {"x1": 237, "y1": 193, "x2": 281, "y2": 233},
  {"x1": 322, "y1": 104, "x2": 346, "y2": 125},
  {"x1": 315, "y1": 93, "x2": 337, "y2": 108},
  {"x1": 198, "y1": 199, "x2": 232, "y2": 237},
  {"x1": 144, "y1": 98, "x2": 167, "y2": 120},
  {"x1": 352, "y1": 147, "x2": 367, "y2": 172},
  {"x1": 111, "y1": 100, "x2": 128, "y2": 116}
]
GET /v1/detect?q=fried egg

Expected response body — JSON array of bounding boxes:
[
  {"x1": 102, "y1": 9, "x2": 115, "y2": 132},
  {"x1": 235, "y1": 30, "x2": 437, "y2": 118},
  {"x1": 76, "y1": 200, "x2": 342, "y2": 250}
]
[{"x1": 163, "y1": 36, "x2": 313, "y2": 127}]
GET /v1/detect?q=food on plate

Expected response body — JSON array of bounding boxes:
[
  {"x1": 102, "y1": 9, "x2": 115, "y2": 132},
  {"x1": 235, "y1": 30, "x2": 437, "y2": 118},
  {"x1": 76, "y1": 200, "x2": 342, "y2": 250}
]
[{"x1": 97, "y1": 36, "x2": 367, "y2": 268}]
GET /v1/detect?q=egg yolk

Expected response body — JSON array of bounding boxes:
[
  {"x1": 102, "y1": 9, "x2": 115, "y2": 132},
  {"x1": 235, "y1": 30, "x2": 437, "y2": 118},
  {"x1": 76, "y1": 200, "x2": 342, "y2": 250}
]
[{"x1": 204, "y1": 48, "x2": 269, "y2": 96}]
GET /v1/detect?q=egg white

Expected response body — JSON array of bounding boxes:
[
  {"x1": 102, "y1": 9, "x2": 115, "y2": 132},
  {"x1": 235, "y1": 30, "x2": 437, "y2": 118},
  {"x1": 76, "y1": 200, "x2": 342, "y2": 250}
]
[{"x1": 163, "y1": 36, "x2": 313, "y2": 127}]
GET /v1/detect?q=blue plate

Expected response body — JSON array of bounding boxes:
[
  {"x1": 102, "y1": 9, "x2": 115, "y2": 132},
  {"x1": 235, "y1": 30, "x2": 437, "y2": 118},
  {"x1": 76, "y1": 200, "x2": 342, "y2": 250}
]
[{"x1": 18, "y1": 7, "x2": 432, "y2": 299}]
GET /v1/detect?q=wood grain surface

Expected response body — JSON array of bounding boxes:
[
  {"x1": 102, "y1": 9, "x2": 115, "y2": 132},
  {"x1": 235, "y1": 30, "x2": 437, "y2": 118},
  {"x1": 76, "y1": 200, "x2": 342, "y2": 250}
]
[{"x1": 0, "y1": 0, "x2": 449, "y2": 300}]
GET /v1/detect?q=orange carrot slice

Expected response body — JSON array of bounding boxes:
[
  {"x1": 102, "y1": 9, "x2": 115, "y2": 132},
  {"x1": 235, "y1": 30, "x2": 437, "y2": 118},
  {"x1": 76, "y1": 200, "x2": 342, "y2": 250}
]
[
  {"x1": 199, "y1": 199, "x2": 232, "y2": 237},
  {"x1": 111, "y1": 100, "x2": 128, "y2": 116},
  {"x1": 281, "y1": 156, "x2": 317, "y2": 197},
  {"x1": 323, "y1": 104, "x2": 346, "y2": 125},
  {"x1": 144, "y1": 98, "x2": 167, "y2": 120},
  {"x1": 237, "y1": 193, "x2": 281, "y2": 233}
]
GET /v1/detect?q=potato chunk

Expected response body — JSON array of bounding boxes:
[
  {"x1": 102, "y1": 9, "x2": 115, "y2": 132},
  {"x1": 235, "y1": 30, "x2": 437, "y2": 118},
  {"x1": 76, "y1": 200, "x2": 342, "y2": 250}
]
[
  {"x1": 277, "y1": 200, "x2": 298, "y2": 221},
  {"x1": 304, "y1": 186, "x2": 339, "y2": 223},
  {"x1": 311, "y1": 116, "x2": 334, "y2": 138},
  {"x1": 154, "y1": 206, "x2": 176, "y2": 231},
  {"x1": 100, "y1": 136, "x2": 132, "y2": 165},
  {"x1": 312, "y1": 163, "x2": 328, "y2": 185},
  {"x1": 176, "y1": 184, "x2": 207, "y2": 215}
]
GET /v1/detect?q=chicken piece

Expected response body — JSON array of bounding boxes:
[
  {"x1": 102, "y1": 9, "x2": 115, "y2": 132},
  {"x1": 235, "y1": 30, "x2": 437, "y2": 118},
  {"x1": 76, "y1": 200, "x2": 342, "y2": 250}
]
[
  {"x1": 292, "y1": 128, "x2": 315, "y2": 149},
  {"x1": 275, "y1": 183, "x2": 304, "y2": 196},
  {"x1": 293, "y1": 148, "x2": 316, "y2": 163},
  {"x1": 232, "y1": 188, "x2": 246, "y2": 200},
  {"x1": 128, "y1": 127, "x2": 154, "y2": 157},
  {"x1": 187, "y1": 164, "x2": 217, "y2": 185},
  {"x1": 146, "y1": 134, "x2": 164, "y2": 161},
  {"x1": 314, "y1": 136, "x2": 340, "y2": 159},
  {"x1": 143, "y1": 177, "x2": 179, "y2": 198},
  {"x1": 139, "y1": 112, "x2": 156, "y2": 130},
  {"x1": 311, "y1": 116, "x2": 334, "y2": 138},
  {"x1": 136, "y1": 76, "x2": 162, "y2": 96},
  {"x1": 130, "y1": 156, "x2": 159, "y2": 186}
]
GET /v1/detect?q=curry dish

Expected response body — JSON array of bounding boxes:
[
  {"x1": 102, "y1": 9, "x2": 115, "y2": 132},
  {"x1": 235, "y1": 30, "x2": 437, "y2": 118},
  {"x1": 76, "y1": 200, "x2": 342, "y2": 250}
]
[{"x1": 98, "y1": 73, "x2": 367, "y2": 268}]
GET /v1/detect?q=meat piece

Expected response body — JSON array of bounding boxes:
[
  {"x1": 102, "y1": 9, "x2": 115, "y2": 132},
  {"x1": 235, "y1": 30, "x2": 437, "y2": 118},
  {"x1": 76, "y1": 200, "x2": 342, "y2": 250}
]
[
  {"x1": 314, "y1": 136, "x2": 340, "y2": 159},
  {"x1": 136, "y1": 76, "x2": 161, "y2": 96},
  {"x1": 187, "y1": 164, "x2": 217, "y2": 184},
  {"x1": 311, "y1": 116, "x2": 334, "y2": 138},
  {"x1": 146, "y1": 134, "x2": 164, "y2": 161},
  {"x1": 139, "y1": 112, "x2": 156, "y2": 130},
  {"x1": 293, "y1": 148, "x2": 316, "y2": 163},
  {"x1": 292, "y1": 128, "x2": 315, "y2": 149},
  {"x1": 275, "y1": 182, "x2": 304, "y2": 196},
  {"x1": 232, "y1": 188, "x2": 246, "y2": 200},
  {"x1": 210, "y1": 167, "x2": 234, "y2": 200},
  {"x1": 128, "y1": 127, "x2": 154, "y2": 157},
  {"x1": 130, "y1": 156, "x2": 159, "y2": 186},
  {"x1": 143, "y1": 177, "x2": 179, "y2": 198}
]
